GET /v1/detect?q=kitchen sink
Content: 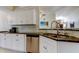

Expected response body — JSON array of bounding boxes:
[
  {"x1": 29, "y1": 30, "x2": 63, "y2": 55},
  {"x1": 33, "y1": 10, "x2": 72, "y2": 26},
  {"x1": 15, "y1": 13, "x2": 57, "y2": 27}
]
[
  {"x1": 41, "y1": 33, "x2": 79, "y2": 41},
  {"x1": 43, "y1": 33, "x2": 68, "y2": 39}
]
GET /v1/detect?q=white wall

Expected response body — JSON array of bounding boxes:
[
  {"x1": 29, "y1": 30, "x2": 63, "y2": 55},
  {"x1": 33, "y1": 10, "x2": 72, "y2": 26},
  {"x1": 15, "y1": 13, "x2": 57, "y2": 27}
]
[
  {"x1": 56, "y1": 6, "x2": 79, "y2": 28},
  {"x1": 39, "y1": 7, "x2": 56, "y2": 29},
  {"x1": 14, "y1": 26, "x2": 38, "y2": 33}
]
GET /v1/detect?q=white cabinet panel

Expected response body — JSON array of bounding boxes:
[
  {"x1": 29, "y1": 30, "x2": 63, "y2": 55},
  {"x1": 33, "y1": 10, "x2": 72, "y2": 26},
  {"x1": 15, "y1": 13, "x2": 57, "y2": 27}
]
[
  {"x1": 5, "y1": 34, "x2": 14, "y2": 49},
  {"x1": 46, "y1": 39, "x2": 57, "y2": 53},
  {"x1": 39, "y1": 36, "x2": 57, "y2": 53},
  {"x1": 40, "y1": 44, "x2": 48, "y2": 53},
  {"x1": 58, "y1": 41, "x2": 79, "y2": 53},
  {"x1": 10, "y1": 9, "x2": 36, "y2": 25},
  {"x1": 20, "y1": 10, "x2": 33, "y2": 24},
  {"x1": 13, "y1": 38, "x2": 25, "y2": 52},
  {"x1": 0, "y1": 33, "x2": 6, "y2": 48},
  {"x1": 39, "y1": 36, "x2": 48, "y2": 53},
  {"x1": 0, "y1": 33, "x2": 26, "y2": 52},
  {"x1": 1, "y1": 38, "x2": 6, "y2": 48},
  {"x1": 12, "y1": 34, "x2": 26, "y2": 52},
  {"x1": 0, "y1": 33, "x2": 2, "y2": 47}
]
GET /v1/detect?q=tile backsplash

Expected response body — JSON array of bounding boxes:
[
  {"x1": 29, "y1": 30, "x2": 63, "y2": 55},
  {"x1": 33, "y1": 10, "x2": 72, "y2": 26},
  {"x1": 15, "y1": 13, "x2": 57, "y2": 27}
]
[
  {"x1": 13, "y1": 26, "x2": 39, "y2": 33},
  {"x1": 44, "y1": 30, "x2": 79, "y2": 38}
]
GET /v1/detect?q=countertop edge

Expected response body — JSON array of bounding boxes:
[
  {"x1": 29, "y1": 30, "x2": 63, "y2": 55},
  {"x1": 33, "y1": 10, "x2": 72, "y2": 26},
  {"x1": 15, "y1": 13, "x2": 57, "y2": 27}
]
[
  {"x1": 0, "y1": 32, "x2": 79, "y2": 43},
  {"x1": 40, "y1": 35, "x2": 79, "y2": 43}
]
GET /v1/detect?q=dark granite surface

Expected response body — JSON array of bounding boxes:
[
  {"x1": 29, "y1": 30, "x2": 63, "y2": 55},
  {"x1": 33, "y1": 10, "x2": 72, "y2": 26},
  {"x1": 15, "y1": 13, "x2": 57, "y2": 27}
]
[
  {"x1": 39, "y1": 28, "x2": 79, "y2": 31},
  {"x1": 0, "y1": 31, "x2": 39, "y2": 37},
  {"x1": 0, "y1": 31, "x2": 79, "y2": 42},
  {"x1": 40, "y1": 33, "x2": 79, "y2": 43}
]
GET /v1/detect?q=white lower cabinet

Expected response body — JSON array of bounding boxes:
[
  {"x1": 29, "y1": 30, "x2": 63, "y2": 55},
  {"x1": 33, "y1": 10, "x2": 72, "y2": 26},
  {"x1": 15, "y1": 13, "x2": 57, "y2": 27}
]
[
  {"x1": 0, "y1": 33, "x2": 6, "y2": 48},
  {"x1": 12, "y1": 34, "x2": 26, "y2": 52},
  {"x1": 40, "y1": 36, "x2": 79, "y2": 53},
  {"x1": 39, "y1": 36, "x2": 57, "y2": 53},
  {"x1": 0, "y1": 33, "x2": 27, "y2": 52},
  {"x1": 5, "y1": 34, "x2": 13, "y2": 49},
  {"x1": 58, "y1": 41, "x2": 79, "y2": 53},
  {"x1": 46, "y1": 39, "x2": 57, "y2": 53}
]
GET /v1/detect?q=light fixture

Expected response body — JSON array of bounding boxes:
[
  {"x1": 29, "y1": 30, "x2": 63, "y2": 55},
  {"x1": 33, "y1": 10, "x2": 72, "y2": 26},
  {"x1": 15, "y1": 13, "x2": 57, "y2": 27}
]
[{"x1": 56, "y1": 16, "x2": 68, "y2": 22}]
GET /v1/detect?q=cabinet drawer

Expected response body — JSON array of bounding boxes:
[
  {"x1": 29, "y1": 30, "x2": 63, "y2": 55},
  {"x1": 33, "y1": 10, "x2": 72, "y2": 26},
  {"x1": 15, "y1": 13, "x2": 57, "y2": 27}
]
[{"x1": 15, "y1": 34, "x2": 26, "y2": 39}]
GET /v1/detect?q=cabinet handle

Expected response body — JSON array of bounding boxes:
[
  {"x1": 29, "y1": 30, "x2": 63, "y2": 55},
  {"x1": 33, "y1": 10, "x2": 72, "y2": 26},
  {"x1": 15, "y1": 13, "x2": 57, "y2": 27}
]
[
  {"x1": 43, "y1": 46, "x2": 47, "y2": 50},
  {"x1": 16, "y1": 34, "x2": 18, "y2": 36},
  {"x1": 16, "y1": 39, "x2": 19, "y2": 41},
  {"x1": 4, "y1": 38, "x2": 6, "y2": 40}
]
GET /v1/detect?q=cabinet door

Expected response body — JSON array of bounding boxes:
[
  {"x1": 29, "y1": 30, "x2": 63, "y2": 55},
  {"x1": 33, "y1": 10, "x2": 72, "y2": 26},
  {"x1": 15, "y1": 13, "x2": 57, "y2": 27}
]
[
  {"x1": 13, "y1": 34, "x2": 26, "y2": 52},
  {"x1": 5, "y1": 34, "x2": 13, "y2": 49},
  {"x1": 0, "y1": 33, "x2": 2, "y2": 47},
  {"x1": 20, "y1": 9, "x2": 36, "y2": 24},
  {"x1": 0, "y1": 34, "x2": 6, "y2": 48},
  {"x1": 20, "y1": 10, "x2": 34, "y2": 24},
  {"x1": 10, "y1": 9, "x2": 36, "y2": 25},
  {"x1": 40, "y1": 44, "x2": 48, "y2": 53},
  {"x1": 46, "y1": 39, "x2": 57, "y2": 53},
  {"x1": 58, "y1": 41, "x2": 79, "y2": 53},
  {"x1": 39, "y1": 36, "x2": 48, "y2": 53},
  {"x1": 39, "y1": 36, "x2": 57, "y2": 53}
]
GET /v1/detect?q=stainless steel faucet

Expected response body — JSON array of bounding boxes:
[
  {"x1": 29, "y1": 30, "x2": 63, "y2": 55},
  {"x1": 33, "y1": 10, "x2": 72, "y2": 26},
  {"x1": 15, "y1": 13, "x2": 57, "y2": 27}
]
[{"x1": 51, "y1": 20, "x2": 61, "y2": 35}]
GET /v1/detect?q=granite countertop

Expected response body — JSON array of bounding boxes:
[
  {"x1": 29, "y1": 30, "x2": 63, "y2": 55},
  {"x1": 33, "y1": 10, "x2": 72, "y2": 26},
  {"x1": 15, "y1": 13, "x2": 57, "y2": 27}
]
[
  {"x1": 41, "y1": 33, "x2": 79, "y2": 43},
  {"x1": 0, "y1": 31, "x2": 79, "y2": 42},
  {"x1": 7, "y1": 32, "x2": 79, "y2": 42},
  {"x1": 0, "y1": 31, "x2": 40, "y2": 37},
  {"x1": 39, "y1": 28, "x2": 79, "y2": 31}
]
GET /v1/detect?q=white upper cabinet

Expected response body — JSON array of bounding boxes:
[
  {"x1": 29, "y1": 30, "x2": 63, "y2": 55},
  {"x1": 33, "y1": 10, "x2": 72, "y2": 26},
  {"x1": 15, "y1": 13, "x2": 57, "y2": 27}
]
[
  {"x1": 0, "y1": 11, "x2": 10, "y2": 31},
  {"x1": 9, "y1": 9, "x2": 37, "y2": 25},
  {"x1": 0, "y1": 6, "x2": 38, "y2": 30}
]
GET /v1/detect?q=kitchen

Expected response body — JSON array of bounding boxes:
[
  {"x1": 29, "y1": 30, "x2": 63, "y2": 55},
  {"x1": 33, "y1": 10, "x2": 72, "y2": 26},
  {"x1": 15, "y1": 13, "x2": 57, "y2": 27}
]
[{"x1": 0, "y1": 6, "x2": 79, "y2": 53}]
